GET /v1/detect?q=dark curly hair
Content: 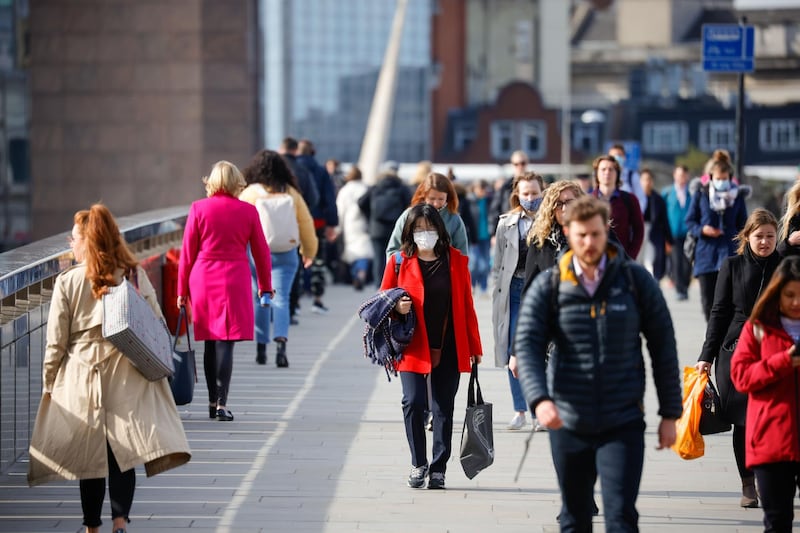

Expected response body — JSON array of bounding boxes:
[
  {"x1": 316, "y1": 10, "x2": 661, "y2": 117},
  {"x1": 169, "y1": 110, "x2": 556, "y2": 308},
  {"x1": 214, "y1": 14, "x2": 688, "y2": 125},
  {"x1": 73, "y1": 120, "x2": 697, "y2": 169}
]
[{"x1": 243, "y1": 149, "x2": 298, "y2": 192}]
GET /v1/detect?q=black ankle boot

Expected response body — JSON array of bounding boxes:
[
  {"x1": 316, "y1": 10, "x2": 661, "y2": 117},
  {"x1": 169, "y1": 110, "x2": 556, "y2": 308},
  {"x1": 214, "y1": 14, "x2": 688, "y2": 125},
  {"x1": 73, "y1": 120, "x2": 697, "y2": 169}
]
[
  {"x1": 275, "y1": 340, "x2": 288, "y2": 368},
  {"x1": 256, "y1": 342, "x2": 266, "y2": 365}
]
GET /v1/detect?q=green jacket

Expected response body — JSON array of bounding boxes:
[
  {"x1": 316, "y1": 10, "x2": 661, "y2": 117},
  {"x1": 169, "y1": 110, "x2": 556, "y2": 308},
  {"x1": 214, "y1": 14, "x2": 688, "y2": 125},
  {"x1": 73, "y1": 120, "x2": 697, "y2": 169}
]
[{"x1": 385, "y1": 207, "x2": 469, "y2": 257}]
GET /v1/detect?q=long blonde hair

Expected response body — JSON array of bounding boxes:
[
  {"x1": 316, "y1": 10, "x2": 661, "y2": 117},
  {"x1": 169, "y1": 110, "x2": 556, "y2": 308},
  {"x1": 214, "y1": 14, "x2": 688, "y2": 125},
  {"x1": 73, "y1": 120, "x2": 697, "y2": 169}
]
[
  {"x1": 528, "y1": 180, "x2": 584, "y2": 248},
  {"x1": 75, "y1": 204, "x2": 139, "y2": 300},
  {"x1": 781, "y1": 180, "x2": 800, "y2": 240}
]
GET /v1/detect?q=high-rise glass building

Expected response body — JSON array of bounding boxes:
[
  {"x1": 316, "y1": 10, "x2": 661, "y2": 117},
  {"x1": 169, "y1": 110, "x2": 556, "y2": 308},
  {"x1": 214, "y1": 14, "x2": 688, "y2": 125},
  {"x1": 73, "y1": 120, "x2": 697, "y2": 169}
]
[{"x1": 260, "y1": 0, "x2": 433, "y2": 163}]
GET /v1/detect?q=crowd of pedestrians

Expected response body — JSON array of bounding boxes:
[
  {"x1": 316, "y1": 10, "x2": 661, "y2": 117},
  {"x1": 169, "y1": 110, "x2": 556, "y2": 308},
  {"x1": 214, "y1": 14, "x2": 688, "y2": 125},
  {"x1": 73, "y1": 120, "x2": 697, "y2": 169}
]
[{"x1": 28, "y1": 134, "x2": 800, "y2": 532}]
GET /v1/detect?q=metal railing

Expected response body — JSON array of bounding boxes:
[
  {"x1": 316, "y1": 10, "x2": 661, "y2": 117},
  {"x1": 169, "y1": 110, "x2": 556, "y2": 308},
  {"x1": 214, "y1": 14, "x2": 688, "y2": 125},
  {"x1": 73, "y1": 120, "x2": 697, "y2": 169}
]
[{"x1": 0, "y1": 206, "x2": 188, "y2": 472}]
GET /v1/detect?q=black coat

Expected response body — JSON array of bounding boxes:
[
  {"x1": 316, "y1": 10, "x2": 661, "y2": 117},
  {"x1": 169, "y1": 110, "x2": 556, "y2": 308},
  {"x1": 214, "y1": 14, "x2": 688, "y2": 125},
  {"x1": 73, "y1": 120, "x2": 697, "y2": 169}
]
[
  {"x1": 523, "y1": 227, "x2": 567, "y2": 294},
  {"x1": 643, "y1": 192, "x2": 673, "y2": 280},
  {"x1": 515, "y1": 243, "x2": 682, "y2": 433},
  {"x1": 698, "y1": 248, "x2": 781, "y2": 426},
  {"x1": 357, "y1": 174, "x2": 411, "y2": 241},
  {"x1": 777, "y1": 213, "x2": 800, "y2": 257}
]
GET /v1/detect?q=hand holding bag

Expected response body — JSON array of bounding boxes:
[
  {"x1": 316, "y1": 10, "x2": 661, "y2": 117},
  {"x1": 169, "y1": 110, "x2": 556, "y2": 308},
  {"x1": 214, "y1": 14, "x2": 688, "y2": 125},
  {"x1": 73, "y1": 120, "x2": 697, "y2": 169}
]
[
  {"x1": 170, "y1": 306, "x2": 197, "y2": 406},
  {"x1": 699, "y1": 377, "x2": 731, "y2": 435},
  {"x1": 459, "y1": 364, "x2": 494, "y2": 479}
]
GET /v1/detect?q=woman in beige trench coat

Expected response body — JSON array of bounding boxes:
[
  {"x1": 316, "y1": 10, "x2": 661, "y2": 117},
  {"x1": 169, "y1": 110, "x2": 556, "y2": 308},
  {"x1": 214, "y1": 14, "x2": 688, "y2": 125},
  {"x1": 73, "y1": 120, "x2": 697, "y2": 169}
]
[{"x1": 27, "y1": 204, "x2": 191, "y2": 533}]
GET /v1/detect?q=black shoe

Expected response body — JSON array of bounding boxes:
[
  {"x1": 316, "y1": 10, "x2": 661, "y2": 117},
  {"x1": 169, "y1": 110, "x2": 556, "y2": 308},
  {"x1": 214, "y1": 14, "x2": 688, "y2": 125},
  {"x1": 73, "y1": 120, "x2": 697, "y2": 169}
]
[
  {"x1": 256, "y1": 343, "x2": 267, "y2": 365},
  {"x1": 209, "y1": 405, "x2": 217, "y2": 419},
  {"x1": 407, "y1": 464, "x2": 428, "y2": 488},
  {"x1": 276, "y1": 340, "x2": 289, "y2": 368},
  {"x1": 428, "y1": 472, "x2": 445, "y2": 489},
  {"x1": 216, "y1": 408, "x2": 234, "y2": 421}
]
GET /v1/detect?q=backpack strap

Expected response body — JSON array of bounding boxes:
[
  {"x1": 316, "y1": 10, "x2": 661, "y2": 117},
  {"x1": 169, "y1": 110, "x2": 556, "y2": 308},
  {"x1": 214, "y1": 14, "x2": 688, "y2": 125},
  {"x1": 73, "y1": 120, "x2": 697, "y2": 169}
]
[{"x1": 393, "y1": 252, "x2": 403, "y2": 276}]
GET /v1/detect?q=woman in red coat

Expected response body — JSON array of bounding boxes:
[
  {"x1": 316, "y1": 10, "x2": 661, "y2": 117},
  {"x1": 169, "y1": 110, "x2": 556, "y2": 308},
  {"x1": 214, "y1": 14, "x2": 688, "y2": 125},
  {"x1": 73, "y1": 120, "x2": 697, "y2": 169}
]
[
  {"x1": 731, "y1": 256, "x2": 800, "y2": 532},
  {"x1": 380, "y1": 204, "x2": 483, "y2": 490}
]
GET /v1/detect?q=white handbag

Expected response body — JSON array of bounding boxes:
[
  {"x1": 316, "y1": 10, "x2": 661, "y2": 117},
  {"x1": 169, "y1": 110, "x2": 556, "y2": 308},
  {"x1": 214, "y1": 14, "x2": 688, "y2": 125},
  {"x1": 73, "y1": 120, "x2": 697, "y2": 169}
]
[{"x1": 102, "y1": 274, "x2": 174, "y2": 381}]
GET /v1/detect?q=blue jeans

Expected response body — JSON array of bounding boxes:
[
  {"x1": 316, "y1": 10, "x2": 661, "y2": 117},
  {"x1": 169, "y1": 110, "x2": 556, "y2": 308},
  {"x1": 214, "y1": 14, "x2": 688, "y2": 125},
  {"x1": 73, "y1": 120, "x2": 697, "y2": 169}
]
[
  {"x1": 550, "y1": 419, "x2": 645, "y2": 533},
  {"x1": 350, "y1": 258, "x2": 371, "y2": 281},
  {"x1": 250, "y1": 249, "x2": 298, "y2": 343},
  {"x1": 508, "y1": 276, "x2": 526, "y2": 412},
  {"x1": 469, "y1": 239, "x2": 491, "y2": 291}
]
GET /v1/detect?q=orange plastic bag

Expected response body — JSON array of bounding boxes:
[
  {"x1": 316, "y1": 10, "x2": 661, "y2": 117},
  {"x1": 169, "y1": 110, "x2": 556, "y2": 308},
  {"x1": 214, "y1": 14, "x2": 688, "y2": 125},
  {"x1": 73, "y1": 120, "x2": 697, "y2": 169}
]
[{"x1": 671, "y1": 366, "x2": 706, "y2": 460}]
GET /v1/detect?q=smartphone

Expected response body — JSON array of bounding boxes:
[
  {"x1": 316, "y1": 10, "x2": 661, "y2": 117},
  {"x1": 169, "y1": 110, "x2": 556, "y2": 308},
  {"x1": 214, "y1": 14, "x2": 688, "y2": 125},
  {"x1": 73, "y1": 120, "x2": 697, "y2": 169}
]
[{"x1": 260, "y1": 293, "x2": 272, "y2": 307}]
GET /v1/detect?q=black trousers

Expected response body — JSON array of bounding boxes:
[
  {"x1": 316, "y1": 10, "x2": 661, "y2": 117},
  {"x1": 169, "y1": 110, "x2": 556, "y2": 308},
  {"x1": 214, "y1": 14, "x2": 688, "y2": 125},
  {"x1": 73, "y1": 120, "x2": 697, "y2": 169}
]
[
  {"x1": 79, "y1": 442, "x2": 135, "y2": 528},
  {"x1": 399, "y1": 347, "x2": 461, "y2": 474},
  {"x1": 371, "y1": 238, "x2": 389, "y2": 287},
  {"x1": 670, "y1": 236, "x2": 692, "y2": 296},
  {"x1": 204, "y1": 340, "x2": 235, "y2": 406},
  {"x1": 698, "y1": 271, "x2": 718, "y2": 322},
  {"x1": 309, "y1": 227, "x2": 327, "y2": 298},
  {"x1": 753, "y1": 461, "x2": 800, "y2": 533}
]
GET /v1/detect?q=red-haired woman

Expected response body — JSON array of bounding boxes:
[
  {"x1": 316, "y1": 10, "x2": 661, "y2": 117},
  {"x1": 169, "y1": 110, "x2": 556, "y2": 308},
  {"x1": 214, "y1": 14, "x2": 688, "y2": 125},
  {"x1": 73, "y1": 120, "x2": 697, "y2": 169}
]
[
  {"x1": 385, "y1": 172, "x2": 469, "y2": 257},
  {"x1": 28, "y1": 204, "x2": 191, "y2": 533}
]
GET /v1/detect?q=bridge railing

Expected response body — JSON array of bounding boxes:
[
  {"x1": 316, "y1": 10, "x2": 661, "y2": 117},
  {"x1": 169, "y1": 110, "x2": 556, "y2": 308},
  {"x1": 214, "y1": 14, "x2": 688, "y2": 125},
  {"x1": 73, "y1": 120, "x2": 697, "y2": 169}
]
[{"x1": 0, "y1": 206, "x2": 189, "y2": 472}]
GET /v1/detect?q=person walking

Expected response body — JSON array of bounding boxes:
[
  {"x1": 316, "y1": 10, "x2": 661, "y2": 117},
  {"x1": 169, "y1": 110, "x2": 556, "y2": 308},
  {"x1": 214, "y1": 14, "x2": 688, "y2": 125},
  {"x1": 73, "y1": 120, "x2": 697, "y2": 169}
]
[
  {"x1": 178, "y1": 161, "x2": 273, "y2": 421},
  {"x1": 777, "y1": 179, "x2": 800, "y2": 257},
  {"x1": 467, "y1": 180, "x2": 492, "y2": 296},
  {"x1": 591, "y1": 155, "x2": 645, "y2": 260},
  {"x1": 522, "y1": 180, "x2": 584, "y2": 289},
  {"x1": 731, "y1": 256, "x2": 800, "y2": 532},
  {"x1": 240, "y1": 150, "x2": 317, "y2": 368},
  {"x1": 28, "y1": 204, "x2": 191, "y2": 533},
  {"x1": 358, "y1": 161, "x2": 412, "y2": 286},
  {"x1": 336, "y1": 166, "x2": 373, "y2": 290},
  {"x1": 515, "y1": 196, "x2": 682, "y2": 532},
  {"x1": 385, "y1": 172, "x2": 469, "y2": 257},
  {"x1": 491, "y1": 172, "x2": 544, "y2": 431},
  {"x1": 638, "y1": 168, "x2": 672, "y2": 280},
  {"x1": 663, "y1": 165, "x2": 692, "y2": 300},
  {"x1": 695, "y1": 208, "x2": 780, "y2": 509},
  {"x1": 489, "y1": 150, "x2": 529, "y2": 235},
  {"x1": 380, "y1": 204, "x2": 483, "y2": 490},
  {"x1": 685, "y1": 149, "x2": 749, "y2": 321}
]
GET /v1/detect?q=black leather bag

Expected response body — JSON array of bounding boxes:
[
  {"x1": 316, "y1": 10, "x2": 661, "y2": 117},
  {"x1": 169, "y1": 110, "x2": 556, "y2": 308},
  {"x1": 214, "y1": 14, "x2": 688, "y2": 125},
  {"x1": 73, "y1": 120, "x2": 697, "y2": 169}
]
[
  {"x1": 699, "y1": 378, "x2": 731, "y2": 435},
  {"x1": 459, "y1": 364, "x2": 494, "y2": 479},
  {"x1": 169, "y1": 306, "x2": 196, "y2": 406},
  {"x1": 683, "y1": 232, "x2": 698, "y2": 264}
]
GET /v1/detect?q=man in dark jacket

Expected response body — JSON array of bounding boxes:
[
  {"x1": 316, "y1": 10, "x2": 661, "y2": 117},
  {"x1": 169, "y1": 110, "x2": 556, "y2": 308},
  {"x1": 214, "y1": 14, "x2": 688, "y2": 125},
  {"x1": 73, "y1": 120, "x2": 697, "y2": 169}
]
[
  {"x1": 488, "y1": 150, "x2": 528, "y2": 236},
  {"x1": 358, "y1": 162, "x2": 411, "y2": 286},
  {"x1": 298, "y1": 139, "x2": 339, "y2": 314},
  {"x1": 514, "y1": 195, "x2": 681, "y2": 532}
]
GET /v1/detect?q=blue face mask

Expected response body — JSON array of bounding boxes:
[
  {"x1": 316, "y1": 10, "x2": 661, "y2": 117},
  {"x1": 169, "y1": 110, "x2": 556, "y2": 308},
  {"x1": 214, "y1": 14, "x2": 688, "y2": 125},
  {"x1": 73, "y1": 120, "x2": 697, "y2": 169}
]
[
  {"x1": 712, "y1": 179, "x2": 731, "y2": 192},
  {"x1": 613, "y1": 155, "x2": 626, "y2": 168},
  {"x1": 520, "y1": 197, "x2": 542, "y2": 213}
]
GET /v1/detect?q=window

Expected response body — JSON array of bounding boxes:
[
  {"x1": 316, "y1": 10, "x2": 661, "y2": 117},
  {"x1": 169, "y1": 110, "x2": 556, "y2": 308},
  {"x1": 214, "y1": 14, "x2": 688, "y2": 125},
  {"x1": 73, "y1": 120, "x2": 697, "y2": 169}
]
[
  {"x1": 490, "y1": 121, "x2": 514, "y2": 160},
  {"x1": 698, "y1": 120, "x2": 735, "y2": 152},
  {"x1": 572, "y1": 123, "x2": 598, "y2": 155},
  {"x1": 759, "y1": 119, "x2": 800, "y2": 152},
  {"x1": 642, "y1": 121, "x2": 688, "y2": 154},
  {"x1": 520, "y1": 120, "x2": 546, "y2": 159},
  {"x1": 453, "y1": 123, "x2": 476, "y2": 151}
]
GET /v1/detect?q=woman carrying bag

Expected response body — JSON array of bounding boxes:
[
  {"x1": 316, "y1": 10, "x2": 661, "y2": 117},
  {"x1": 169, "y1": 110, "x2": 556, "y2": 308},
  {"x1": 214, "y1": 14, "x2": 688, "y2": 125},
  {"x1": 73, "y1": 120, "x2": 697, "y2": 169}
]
[
  {"x1": 28, "y1": 204, "x2": 191, "y2": 533},
  {"x1": 731, "y1": 256, "x2": 800, "y2": 532},
  {"x1": 380, "y1": 204, "x2": 483, "y2": 490},
  {"x1": 696, "y1": 208, "x2": 781, "y2": 508}
]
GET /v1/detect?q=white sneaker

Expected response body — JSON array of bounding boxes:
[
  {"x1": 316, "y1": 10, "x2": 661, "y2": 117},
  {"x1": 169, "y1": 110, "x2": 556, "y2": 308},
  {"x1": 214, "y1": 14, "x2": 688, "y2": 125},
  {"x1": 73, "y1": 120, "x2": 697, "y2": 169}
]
[
  {"x1": 534, "y1": 419, "x2": 548, "y2": 432},
  {"x1": 507, "y1": 413, "x2": 526, "y2": 430}
]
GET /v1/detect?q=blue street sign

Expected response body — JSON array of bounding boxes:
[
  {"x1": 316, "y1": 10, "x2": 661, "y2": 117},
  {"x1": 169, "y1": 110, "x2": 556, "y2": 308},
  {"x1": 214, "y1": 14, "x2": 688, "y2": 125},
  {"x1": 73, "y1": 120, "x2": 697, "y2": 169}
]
[{"x1": 702, "y1": 24, "x2": 755, "y2": 73}]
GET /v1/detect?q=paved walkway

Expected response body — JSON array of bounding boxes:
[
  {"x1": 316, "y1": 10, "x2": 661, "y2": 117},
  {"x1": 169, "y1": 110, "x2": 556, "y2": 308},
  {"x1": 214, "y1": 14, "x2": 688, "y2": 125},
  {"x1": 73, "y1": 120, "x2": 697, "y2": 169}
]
[{"x1": 0, "y1": 280, "x2": 773, "y2": 532}]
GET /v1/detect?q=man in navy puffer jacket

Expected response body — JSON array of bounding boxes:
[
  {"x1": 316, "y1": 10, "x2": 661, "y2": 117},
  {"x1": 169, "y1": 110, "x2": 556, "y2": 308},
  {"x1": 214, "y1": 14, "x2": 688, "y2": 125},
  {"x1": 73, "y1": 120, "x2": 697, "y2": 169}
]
[{"x1": 515, "y1": 196, "x2": 681, "y2": 533}]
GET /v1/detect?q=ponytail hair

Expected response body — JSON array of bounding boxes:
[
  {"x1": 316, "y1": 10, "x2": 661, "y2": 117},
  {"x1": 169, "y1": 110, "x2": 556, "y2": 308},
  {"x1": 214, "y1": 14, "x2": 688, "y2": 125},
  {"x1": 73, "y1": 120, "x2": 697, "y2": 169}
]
[
  {"x1": 707, "y1": 149, "x2": 733, "y2": 177},
  {"x1": 75, "y1": 204, "x2": 139, "y2": 299}
]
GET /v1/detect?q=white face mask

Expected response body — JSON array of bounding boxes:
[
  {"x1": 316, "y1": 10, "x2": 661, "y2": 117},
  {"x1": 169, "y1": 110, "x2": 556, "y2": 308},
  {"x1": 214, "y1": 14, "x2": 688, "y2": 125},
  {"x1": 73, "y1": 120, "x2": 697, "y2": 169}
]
[{"x1": 413, "y1": 230, "x2": 439, "y2": 251}]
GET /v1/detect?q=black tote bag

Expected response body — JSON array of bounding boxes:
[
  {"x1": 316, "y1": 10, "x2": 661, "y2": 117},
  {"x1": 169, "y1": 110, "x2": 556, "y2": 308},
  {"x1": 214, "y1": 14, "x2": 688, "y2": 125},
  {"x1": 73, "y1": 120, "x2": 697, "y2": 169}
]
[
  {"x1": 459, "y1": 364, "x2": 494, "y2": 479},
  {"x1": 169, "y1": 306, "x2": 196, "y2": 406},
  {"x1": 699, "y1": 378, "x2": 731, "y2": 435}
]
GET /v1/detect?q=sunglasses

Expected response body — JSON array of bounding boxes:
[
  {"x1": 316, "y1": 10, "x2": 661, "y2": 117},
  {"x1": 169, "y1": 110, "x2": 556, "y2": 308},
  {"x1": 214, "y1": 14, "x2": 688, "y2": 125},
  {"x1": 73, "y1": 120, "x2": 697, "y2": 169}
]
[{"x1": 512, "y1": 161, "x2": 526, "y2": 167}]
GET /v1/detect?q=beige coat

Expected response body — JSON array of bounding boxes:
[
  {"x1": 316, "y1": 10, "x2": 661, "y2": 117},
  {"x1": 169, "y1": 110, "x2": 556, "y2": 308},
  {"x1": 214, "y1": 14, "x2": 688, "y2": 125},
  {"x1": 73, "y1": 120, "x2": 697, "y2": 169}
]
[
  {"x1": 28, "y1": 264, "x2": 191, "y2": 486},
  {"x1": 491, "y1": 210, "x2": 530, "y2": 367}
]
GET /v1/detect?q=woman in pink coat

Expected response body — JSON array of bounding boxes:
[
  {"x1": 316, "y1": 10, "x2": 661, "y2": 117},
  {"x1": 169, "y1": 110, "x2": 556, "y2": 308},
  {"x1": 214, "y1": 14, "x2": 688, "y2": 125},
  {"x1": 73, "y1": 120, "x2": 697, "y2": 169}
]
[{"x1": 178, "y1": 161, "x2": 273, "y2": 422}]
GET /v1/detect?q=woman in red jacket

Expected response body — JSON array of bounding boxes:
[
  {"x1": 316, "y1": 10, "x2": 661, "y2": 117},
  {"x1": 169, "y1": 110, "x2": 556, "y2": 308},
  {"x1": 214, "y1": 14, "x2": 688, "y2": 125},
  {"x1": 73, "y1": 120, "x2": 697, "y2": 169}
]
[
  {"x1": 380, "y1": 204, "x2": 483, "y2": 490},
  {"x1": 731, "y1": 255, "x2": 800, "y2": 532}
]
